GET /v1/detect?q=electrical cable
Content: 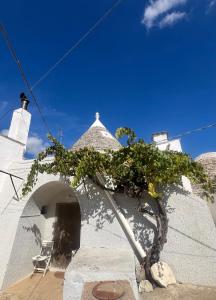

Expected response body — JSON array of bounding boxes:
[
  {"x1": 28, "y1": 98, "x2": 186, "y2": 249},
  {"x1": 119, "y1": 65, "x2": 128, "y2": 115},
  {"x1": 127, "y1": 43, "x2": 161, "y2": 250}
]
[
  {"x1": 156, "y1": 122, "x2": 216, "y2": 145},
  {"x1": 31, "y1": 0, "x2": 125, "y2": 90},
  {"x1": 0, "y1": 23, "x2": 51, "y2": 135},
  {"x1": 0, "y1": 108, "x2": 15, "y2": 123}
]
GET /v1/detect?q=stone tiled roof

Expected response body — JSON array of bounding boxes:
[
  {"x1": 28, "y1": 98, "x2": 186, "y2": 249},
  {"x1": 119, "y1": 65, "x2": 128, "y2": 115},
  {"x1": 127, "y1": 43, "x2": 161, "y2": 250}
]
[
  {"x1": 71, "y1": 113, "x2": 121, "y2": 152},
  {"x1": 195, "y1": 152, "x2": 216, "y2": 162},
  {"x1": 195, "y1": 152, "x2": 216, "y2": 182},
  {"x1": 193, "y1": 152, "x2": 216, "y2": 198}
]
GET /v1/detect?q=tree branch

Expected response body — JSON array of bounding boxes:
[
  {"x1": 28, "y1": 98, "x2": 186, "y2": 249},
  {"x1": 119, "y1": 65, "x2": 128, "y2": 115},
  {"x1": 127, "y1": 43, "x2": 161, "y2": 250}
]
[
  {"x1": 138, "y1": 207, "x2": 155, "y2": 217},
  {"x1": 91, "y1": 175, "x2": 116, "y2": 193}
]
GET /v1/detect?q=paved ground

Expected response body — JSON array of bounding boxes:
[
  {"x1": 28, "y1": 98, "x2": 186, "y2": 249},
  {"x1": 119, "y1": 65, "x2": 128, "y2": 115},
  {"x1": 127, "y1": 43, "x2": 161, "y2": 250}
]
[
  {"x1": 1, "y1": 273, "x2": 216, "y2": 300},
  {"x1": 0, "y1": 272, "x2": 64, "y2": 300},
  {"x1": 64, "y1": 247, "x2": 137, "y2": 300},
  {"x1": 139, "y1": 283, "x2": 216, "y2": 300}
]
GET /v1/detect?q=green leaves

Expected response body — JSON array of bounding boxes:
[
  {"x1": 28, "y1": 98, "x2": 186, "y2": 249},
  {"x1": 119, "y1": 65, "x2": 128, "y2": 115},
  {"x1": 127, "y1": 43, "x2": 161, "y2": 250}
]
[
  {"x1": 115, "y1": 127, "x2": 137, "y2": 146},
  {"x1": 22, "y1": 130, "x2": 214, "y2": 202}
]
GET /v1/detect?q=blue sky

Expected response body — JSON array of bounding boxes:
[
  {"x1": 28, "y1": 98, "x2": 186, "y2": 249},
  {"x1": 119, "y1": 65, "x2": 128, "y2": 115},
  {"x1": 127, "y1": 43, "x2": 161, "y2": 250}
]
[{"x1": 0, "y1": 0, "x2": 216, "y2": 158}]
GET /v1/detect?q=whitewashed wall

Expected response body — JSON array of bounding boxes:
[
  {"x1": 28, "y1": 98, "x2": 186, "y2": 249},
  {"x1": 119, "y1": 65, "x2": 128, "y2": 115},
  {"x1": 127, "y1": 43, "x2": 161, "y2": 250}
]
[
  {"x1": 161, "y1": 189, "x2": 216, "y2": 286},
  {"x1": 76, "y1": 182, "x2": 132, "y2": 250},
  {"x1": 116, "y1": 188, "x2": 216, "y2": 286},
  {"x1": 2, "y1": 200, "x2": 45, "y2": 288},
  {"x1": 0, "y1": 159, "x2": 28, "y2": 289},
  {"x1": 1, "y1": 177, "x2": 74, "y2": 289},
  {"x1": 0, "y1": 171, "x2": 133, "y2": 290},
  {"x1": 0, "y1": 136, "x2": 24, "y2": 172},
  {"x1": 0, "y1": 158, "x2": 59, "y2": 290},
  {"x1": 1, "y1": 159, "x2": 216, "y2": 290}
]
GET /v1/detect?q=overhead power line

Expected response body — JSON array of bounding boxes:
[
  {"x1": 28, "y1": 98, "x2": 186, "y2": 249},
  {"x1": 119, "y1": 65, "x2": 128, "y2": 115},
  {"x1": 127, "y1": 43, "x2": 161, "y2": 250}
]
[
  {"x1": 156, "y1": 122, "x2": 216, "y2": 145},
  {"x1": 0, "y1": 23, "x2": 51, "y2": 135},
  {"x1": 31, "y1": 0, "x2": 125, "y2": 90},
  {"x1": 0, "y1": 108, "x2": 15, "y2": 123}
]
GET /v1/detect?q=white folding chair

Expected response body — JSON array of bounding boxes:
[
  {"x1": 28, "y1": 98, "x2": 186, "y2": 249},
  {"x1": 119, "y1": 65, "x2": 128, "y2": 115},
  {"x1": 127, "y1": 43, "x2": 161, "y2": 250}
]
[{"x1": 32, "y1": 240, "x2": 54, "y2": 277}]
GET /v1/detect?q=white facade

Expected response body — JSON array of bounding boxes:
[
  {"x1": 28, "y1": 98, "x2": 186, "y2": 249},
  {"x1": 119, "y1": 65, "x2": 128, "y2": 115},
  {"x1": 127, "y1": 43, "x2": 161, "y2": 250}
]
[{"x1": 0, "y1": 102, "x2": 216, "y2": 298}]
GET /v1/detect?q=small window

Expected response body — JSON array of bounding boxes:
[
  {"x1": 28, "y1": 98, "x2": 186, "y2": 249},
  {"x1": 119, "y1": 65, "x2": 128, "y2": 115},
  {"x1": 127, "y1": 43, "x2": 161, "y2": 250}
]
[{"x1": 41, "y1": 205, "x2": 48, "y2": 215}]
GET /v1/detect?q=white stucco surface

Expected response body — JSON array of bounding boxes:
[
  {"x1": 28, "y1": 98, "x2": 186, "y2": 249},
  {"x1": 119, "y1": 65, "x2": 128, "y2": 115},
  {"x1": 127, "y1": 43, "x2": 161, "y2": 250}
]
[
  {"x1": 0, "y1": 136, "x2": 24, "y2": 164},
  {"x1": 76, "y1": 182, "x2": 132, "y2": 250},
  {"x1": 116, "y1": 188, "x2": 216, "y2": 286},
  {"x1": 1, "y1": 160, "x2": 216, "y2": 291},
  {"x1": 63, "y1": 247, "x2": 138, "y2": 300},
  {"x1": 161, "y1": 190, "x2": 216, "y2": 286},
  {"x1": 1, "y1": 109, "x2": 216, "y2": 294},
  {"x1": 0, "y1": 169, "x2": 133, "y2": 290},
  {"x1": 2, "y1": 200, "x2": 45, "y2": 288},
  {"x1": 0, "y1": 159, "x2": 59, "y2": 289},
  {"x1": 8, "y1": 108, "x2": 31, "y2": 145}
]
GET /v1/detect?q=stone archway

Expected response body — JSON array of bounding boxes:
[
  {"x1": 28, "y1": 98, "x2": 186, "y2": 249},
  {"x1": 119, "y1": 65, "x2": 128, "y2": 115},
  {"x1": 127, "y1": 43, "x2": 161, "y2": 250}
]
[{"x1": 3, "y1": 181, "x2": 81, "y2": 288}]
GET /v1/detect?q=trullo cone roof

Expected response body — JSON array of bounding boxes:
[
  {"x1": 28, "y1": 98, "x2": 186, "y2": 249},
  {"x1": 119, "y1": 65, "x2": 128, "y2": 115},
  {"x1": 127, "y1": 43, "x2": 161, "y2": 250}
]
[{"x1": 72, "y1": 112, "x2": 121, "y2": 152}]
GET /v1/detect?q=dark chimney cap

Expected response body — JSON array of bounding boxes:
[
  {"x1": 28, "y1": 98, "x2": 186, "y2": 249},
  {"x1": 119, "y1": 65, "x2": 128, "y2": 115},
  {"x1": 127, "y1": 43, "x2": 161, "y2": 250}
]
[{"x1": 20, "y1": 93, "x2": 30, "y2": 110}]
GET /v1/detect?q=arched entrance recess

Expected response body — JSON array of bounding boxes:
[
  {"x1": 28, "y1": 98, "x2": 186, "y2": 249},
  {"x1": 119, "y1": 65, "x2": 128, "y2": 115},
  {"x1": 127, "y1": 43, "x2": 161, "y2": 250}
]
[{"x1": 3, "y1": 181, "x2": 81, "y2": 287}]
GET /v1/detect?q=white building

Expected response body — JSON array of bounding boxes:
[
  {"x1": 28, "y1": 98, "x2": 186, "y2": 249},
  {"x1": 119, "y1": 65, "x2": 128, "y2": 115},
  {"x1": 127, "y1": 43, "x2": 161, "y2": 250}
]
[{"x1": 0, "y1": 96, "x2": 216, "y2": 299}]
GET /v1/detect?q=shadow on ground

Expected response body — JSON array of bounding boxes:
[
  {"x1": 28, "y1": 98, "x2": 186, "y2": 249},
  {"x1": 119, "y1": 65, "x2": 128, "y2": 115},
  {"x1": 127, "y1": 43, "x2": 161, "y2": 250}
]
[{"x1": 0, "y1": 272, "x2": 64, "y2": 300}]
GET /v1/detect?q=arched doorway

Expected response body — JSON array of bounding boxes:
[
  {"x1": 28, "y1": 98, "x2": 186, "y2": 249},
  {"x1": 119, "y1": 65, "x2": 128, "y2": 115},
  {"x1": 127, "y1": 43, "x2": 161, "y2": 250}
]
[{"x1": 3, "y1": 181, "x2": 81, "y2": 288}]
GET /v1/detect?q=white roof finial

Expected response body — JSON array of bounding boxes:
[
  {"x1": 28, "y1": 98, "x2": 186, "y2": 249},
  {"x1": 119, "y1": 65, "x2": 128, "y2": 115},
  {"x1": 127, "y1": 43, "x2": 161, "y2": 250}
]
[{"x1": 90, "y1": 112, "x2": 105, "y2": 128}]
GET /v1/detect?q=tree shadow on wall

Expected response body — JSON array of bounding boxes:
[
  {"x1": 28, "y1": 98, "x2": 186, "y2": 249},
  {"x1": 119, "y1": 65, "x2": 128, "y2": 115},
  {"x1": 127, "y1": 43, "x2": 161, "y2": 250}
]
[
  {"x1": 113, "y1": 184, "x2": 195, "y2": 261},
  {"x1": 114, "y1": 193, "x2": 157, "y2": 258},
  {"x1": 22, "y1": 224, "x2": 42, "y2": 247},
  {"x1": 75, "y1": 180, "x2": 160, "y2": 260},
  {"x1": 51, "y1": 181, "x2": 189, "y2": 265},
  {"x1": 77, "y1": 180, "x2": 116, "y2": 231}
]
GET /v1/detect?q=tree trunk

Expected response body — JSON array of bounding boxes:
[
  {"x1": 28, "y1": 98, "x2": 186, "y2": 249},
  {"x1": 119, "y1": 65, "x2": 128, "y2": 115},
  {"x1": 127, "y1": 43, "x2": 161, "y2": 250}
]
[{"x1": 143, "y1": 198, "x2": 168, "y2": 286}]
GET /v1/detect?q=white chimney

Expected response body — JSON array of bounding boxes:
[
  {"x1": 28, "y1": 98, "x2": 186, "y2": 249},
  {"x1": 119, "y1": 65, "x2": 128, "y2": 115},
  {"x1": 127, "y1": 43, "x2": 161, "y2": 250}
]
[
  {"x1": 152, "y1": 131, "x2": 168, "y2": 144},
  {"x1": 8, "y1": 93, "x2": 31, "y2": 145}
]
